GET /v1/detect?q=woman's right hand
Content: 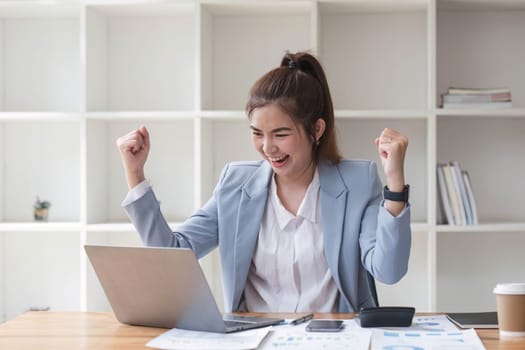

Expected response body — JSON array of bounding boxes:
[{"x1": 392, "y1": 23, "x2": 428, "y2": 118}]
[{"x1": 116, "y1": 125, "x2": 150, "y2": 189}]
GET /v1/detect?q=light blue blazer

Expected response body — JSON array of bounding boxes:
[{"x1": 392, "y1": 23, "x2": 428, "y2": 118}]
[{"x1": 124, "y1": 159, "x2": 411, "y2": 312}]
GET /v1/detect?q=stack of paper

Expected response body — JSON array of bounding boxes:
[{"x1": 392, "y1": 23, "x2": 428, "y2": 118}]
[
  {"x1": 145, "y1": 315, "x2": 487, "y2": 350},
  {"x1": 147, "y1": 321, "x2": 372, "y2": 350}
]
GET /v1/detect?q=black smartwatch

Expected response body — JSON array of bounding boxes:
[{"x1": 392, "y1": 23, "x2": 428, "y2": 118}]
[{"x1": 383, "y1": 185, "x2": 409, "y2": 202}]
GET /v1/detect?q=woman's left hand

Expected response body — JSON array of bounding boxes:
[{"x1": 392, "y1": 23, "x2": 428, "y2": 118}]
[{"x1": 374, "y1": 128, "x2": 409, "y2": 191}]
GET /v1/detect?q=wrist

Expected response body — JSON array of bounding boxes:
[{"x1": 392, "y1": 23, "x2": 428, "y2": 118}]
[
  {"x1": 126, "y1": 171, "x2": 146, "y2": 190},
  {"x1": 386, "y1": 176, "x2": 405, "y2": 192}
]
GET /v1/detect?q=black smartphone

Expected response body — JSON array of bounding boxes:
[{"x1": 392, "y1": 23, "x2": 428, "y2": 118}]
[{"x1": 305, "y1": 320, "x2": 344, "y2": 332}]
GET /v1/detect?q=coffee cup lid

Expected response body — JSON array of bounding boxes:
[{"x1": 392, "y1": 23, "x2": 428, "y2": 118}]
[{"x1": 493, "y1": 283, "x2": 525, "y2": 295}]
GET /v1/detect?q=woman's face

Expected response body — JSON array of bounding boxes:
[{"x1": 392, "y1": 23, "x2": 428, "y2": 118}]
[{"x1": 250, "y1": 104, "x2": 315, "y2": 182}]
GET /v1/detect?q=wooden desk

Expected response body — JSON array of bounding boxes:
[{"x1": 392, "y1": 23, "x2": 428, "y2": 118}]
[{"x1": 0, "y1": 311, "x2": 524, "y2": 350}]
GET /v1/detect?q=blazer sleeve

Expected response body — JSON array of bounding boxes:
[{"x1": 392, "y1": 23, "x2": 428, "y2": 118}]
[
  {"x1": 358, "y1": 161, "x2": 411, "y2": 284},
  {"x1": 123, "y1": 165, "x2": 231, "y2": 259}
]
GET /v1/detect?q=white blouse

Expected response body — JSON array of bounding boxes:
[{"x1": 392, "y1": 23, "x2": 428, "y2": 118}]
[{"x1": 242, "y1": 169, "x2": 339, "y2": 312}]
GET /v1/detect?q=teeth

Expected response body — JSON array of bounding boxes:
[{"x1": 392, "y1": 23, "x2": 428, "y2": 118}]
[{"x1": 268, "y1": 155, "x2": 287, "y2": 162}]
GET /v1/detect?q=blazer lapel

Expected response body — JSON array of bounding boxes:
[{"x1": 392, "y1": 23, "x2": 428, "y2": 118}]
[
  {"x1": 231, "y1": 162, "x2": 272, "y2": 310},
  {"x1": 318, "y1": 161, "x2": 354, "y2": 309}
]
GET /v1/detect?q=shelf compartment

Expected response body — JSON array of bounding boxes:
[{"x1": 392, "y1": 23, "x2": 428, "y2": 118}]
[
  {"x1": 199, "y1": 118, "x2": 260, "y2": 202},
  {"x1": 200, "y1": 2, "x2": 313, "y2": 110},
  {"x1": 86, "y1": 119, "x2": 195, "y2": 224},
  {"x1": 436, "y1": 117, "x2": 525, "y2": 223},
  {"x1": 437, "y1": 7, "x2": 525, "y2": 108},
  {"x1": 85, "y1": 3, "x2": 196, "y2": 111},
  {"x1": 0, "y1": 120, "x2": 81, "y2": 222},
  {"x1": 0, "y1": 3, "x2": 81, "y2": 112},
  {"x1": 319, "y1": 2, "x2": 427, "y2": 110},
  {"x1": 437, "y1": 231, "x2": 525, "y2": 312},
  {"x1": 335, "y1": 118, "x2": 428, "y2": 223},
  {"x1": 1, "y1": 230, "x2": 81, "y2": 320}
]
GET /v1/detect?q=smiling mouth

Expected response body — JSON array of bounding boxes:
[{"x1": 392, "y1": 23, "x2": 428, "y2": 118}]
[{"x1": 268, "y1": 155, "x2": 289, "y2": 163}]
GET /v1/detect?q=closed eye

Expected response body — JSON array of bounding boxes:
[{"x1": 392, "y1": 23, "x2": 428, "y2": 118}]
[{"x1": 250, "y1": 126, "x2": 292, "y2": 138}]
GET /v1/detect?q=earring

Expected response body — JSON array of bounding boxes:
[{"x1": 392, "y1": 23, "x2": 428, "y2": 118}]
[{"x1": 314, "y1": 139, "x2": 320, "y2": 147}]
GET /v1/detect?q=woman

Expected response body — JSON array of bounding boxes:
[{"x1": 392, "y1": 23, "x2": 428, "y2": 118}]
[{"x1": 116, "y1": 51, "x2": 411, "y2": 313}]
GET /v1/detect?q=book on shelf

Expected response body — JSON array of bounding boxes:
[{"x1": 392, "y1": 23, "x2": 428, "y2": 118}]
[
  {"x1": 442, "y1": 101, "x2": 512, "y2": 109},
  {"x1": 451, "y1": 161, "x2": 473, "y2": 225},
  {"x1": 449, "y1": 162, "x2": 467, "y2": 225},
  {"x1": 436, "y1": 161, "x2": 478, "y2": 226},
  {"x1": 441, "y1": 163, "x2": 463, "y2": 225},
  {"x1": 447, "y1": 87, "x2": 511, "y2": 95},
  {"x1": 443, "y1": 93, "x2": 511, "y2": 103},
  {"x1": 462, "y1": 170, "x2": 479, "y2": 225},
  {"x1": 447, "y1": 312, "x2": 498, "y2": 329},
  {"x1": 437, "y1": 164, "x2": 454, "y2": 225},
  {"x1": 441, "y1": 86, "x2": 512, "y2": 109}
]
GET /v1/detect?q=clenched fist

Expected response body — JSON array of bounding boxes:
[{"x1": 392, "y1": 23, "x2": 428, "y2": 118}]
[
  {"x1": 374, "y1": 128, "x2": 409, "y2": 215},
  {"x1": 116, "y1": 125, "x2": 150, "y2": 189}
]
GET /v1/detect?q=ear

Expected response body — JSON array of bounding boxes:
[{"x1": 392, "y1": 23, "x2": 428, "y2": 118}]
[{"x1": 314, "y1": 118, "x2": 326, "y2": 141}]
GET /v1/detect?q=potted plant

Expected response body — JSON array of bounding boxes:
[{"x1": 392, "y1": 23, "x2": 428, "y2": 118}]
[{"x1": 34, "y1": 196, "x2": 51, "y2": 221}]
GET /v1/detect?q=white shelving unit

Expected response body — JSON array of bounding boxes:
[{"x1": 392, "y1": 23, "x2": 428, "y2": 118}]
[
  {"x1": 435, "y1": 0, "x2": 525, "y2": 312},
  {"x1": 1, "y1": 0, "x2": 524, "y2": 322}
]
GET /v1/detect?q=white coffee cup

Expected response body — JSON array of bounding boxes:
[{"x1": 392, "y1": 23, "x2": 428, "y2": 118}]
[{"x1": 494, "y1": 283, "x2": 525, "y2": 337}]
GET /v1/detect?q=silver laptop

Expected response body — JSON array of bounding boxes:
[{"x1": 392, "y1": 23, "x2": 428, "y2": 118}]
[{"x1": 84, "y1": 245, "x2": 283, "y2": 333}]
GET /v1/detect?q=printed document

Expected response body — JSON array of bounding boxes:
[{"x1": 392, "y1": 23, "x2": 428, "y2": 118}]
[
  {"x1": 365, "y1": 315, "x2": 486, "y2": 350},
  {"x1": 145, "y1": 315, "x2": 485, "y2": 350},
  {"x1": 371, "y1": 328, "x2": 486, "y2": 350},
  {"x1": 146, "y1": 327, "x2": 271, "y2": 350}
]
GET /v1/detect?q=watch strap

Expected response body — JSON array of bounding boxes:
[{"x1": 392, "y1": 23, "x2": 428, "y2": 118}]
[{"x1": 383, "y1": 184, "x2": 409, "y2": 202}]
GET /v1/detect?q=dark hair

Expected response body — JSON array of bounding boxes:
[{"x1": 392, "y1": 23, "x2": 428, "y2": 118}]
[{"x1": 246, "y1": 51, "x2": 342, "y2": 164}]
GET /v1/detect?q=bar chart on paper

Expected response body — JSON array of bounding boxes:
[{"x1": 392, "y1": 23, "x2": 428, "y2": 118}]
[
  {"x1": 369, "y1": 316, "x2": 486, "y2": 350},
  {"x1": 371, "y1": 329, "x2": 485, "y2": 350},
  {"x1": 261, "y1": 320, "x2": 371, "y2": 350}
]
